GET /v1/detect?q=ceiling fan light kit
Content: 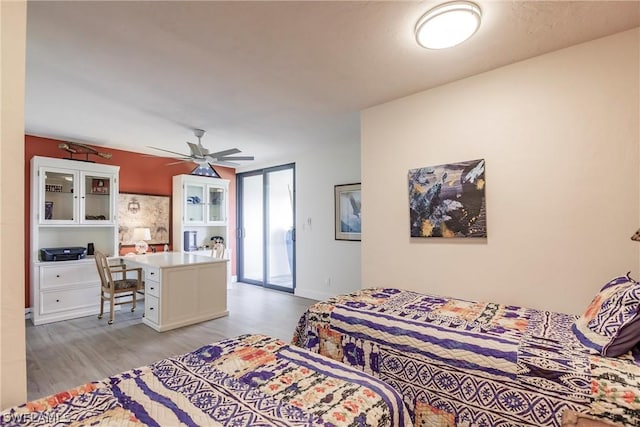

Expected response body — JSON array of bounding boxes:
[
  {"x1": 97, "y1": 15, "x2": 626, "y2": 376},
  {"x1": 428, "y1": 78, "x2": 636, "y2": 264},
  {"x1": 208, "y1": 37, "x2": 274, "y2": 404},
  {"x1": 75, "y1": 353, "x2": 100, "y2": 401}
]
[{"x1": 415, "y1": 1, "x2": 482, "y2": 50}]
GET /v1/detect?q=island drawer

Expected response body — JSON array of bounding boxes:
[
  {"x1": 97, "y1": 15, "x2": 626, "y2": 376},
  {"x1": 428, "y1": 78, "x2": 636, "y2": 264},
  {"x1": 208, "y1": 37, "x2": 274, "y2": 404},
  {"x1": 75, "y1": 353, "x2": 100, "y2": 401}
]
[
  {"x1": 145, "y1": 280, "x2": 160, "y2": 298},
  {"x1": 145, "y1": 294, "x2": 159, "y2": 323},
  {"x1": 145, "y1": 266, "x2": 160, "y2": 281}
]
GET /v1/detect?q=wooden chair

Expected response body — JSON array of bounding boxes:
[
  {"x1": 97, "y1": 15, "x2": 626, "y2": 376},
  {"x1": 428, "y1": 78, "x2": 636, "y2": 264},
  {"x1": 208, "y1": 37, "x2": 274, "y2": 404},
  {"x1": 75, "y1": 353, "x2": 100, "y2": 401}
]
[{"x1": 94, "y1": 251, "x2": 143, "y2": 325}]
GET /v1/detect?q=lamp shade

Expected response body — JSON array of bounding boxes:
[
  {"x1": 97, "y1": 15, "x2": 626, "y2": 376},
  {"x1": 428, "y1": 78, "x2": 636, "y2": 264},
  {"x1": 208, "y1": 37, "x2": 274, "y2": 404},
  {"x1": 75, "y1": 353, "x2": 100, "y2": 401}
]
[
  {"x1": 133, "y1": 228, "x2": 151, "y2": 254},
  {"x1": 132, "y1": 227, "x2": 151, "y2": 241}
]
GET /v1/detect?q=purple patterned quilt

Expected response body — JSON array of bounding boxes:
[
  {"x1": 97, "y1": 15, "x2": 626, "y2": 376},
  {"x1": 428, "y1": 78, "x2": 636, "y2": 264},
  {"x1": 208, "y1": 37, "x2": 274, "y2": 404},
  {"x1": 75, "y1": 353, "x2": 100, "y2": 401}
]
[
  {"x1": 1, "y1": 334, "x2": 411, "y2": 427},
  {"x1": 292, "y1": 288, "x2": 640, "y2": 427}
]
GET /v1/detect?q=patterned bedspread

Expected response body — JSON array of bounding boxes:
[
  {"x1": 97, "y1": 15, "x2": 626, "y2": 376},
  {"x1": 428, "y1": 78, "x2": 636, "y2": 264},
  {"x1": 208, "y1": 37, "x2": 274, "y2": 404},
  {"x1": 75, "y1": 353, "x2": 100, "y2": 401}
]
[
  {"x1": 1, "y1": 334, "x2": 412, "y2": 427},
  {"x1": 292, "y1": 288, "x2": 640, "y2": 427}
]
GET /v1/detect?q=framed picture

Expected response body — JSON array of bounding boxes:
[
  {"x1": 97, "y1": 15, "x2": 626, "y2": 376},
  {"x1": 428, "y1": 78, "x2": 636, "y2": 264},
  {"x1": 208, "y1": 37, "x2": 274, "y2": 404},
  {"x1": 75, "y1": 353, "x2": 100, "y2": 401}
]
[
  {"x1": 91, "y1": 178, "x2": 109, "y2": 194},
  {"x1": 334, "y1": 183, "x2": 361, "y2": 241},
  {"x1": 118, "y1": 193, "x2": 170, "y2": 246}
]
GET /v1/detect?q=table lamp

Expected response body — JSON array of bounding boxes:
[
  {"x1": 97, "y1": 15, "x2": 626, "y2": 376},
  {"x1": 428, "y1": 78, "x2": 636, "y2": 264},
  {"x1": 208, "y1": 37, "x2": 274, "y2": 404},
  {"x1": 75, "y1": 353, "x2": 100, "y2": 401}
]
[{"x1": 132, "y1": 227, "x2": 151, "y2": 254}]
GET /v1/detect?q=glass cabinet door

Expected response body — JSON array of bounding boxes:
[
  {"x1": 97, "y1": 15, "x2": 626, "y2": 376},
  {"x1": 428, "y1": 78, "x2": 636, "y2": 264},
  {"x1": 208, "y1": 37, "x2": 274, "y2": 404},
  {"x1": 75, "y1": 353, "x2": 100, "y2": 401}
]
[
  {"x1": 42, "y1": 169, "x2": 76, "y2": 222},
  {"x1": 185, "y1": 184, "x2": 205, "y2": 223},
  {"x1": 82, "y1": 173, "x2": 113, "y2": 222},
  {"x1": 207, "y1": 186, "x2": 225, "y2": 223}
]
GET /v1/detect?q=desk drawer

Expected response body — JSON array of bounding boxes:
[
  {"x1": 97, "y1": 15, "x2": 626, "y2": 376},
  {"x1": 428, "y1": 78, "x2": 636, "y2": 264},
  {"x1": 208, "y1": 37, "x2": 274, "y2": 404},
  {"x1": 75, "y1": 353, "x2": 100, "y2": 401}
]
[
  {"x1": 145, "y1": 266, "x2": 160, "y2": 282},
  {"x1": 145, "y1": 294, "x2": 159, "y2": 323},
  {"x1": 40, "y1": 263, "x2": 97, "y2": 288},
  {"x1": 41, "y1": 286, "x2": 97, "y2": 315},
  {"x1": 145, "y1": 280, "x2": 160, "y2": 298}
]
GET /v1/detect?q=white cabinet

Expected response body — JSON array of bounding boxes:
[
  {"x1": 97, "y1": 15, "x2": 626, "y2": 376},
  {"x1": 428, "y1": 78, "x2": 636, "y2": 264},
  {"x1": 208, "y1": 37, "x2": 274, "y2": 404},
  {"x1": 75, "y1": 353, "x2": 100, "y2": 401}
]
[
  {"x1": 172, "y1": 174, "x2": 229, "y2": 253},
  {"x1": 34, "y1": 260, "x2": 100, "y2": 324},
  {"x1": 30, "y1": 156, "x2": 120, "y2": 325},
  {"x1": 178, "y1": 177, "x2": 228, "y2": 226},
  {"x1": 125, "y1": 253, "x2": 228, "y2": 332},
  {"x1": 36, "y1": 161, "x2": 117, "y2": 226}
]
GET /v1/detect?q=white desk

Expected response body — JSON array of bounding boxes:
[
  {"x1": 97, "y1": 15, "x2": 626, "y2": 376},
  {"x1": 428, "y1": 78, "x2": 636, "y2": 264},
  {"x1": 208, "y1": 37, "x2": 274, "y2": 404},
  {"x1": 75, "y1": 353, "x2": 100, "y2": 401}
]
[{"x1": 123, "y1": 252, "x2": 228, "y2": 332}]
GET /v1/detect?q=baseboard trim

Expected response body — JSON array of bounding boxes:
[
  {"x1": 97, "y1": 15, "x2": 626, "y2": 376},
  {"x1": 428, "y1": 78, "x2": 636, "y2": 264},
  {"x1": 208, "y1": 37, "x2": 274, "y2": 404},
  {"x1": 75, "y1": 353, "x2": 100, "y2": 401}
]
[{"x1": 294, "y1": 288, "x2": 333, "y2": 302}]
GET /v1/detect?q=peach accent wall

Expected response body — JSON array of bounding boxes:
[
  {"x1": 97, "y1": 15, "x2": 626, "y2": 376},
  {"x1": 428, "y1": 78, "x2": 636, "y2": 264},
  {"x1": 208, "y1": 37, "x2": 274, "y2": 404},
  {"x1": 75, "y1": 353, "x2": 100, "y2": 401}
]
[
  {"x1": 24, "y1": 135, "x2": 237, "y2": 307},
  {"x1": 1, "y1": 0, "x2": 28, "y2": 409}
]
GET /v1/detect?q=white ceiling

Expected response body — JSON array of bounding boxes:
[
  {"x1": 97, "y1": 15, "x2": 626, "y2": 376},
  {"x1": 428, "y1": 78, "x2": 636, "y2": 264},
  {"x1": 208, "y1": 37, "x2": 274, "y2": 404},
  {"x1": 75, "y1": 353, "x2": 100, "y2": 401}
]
[{"x1": 25, "y1": 1, "x2": 640, "y2": 169}]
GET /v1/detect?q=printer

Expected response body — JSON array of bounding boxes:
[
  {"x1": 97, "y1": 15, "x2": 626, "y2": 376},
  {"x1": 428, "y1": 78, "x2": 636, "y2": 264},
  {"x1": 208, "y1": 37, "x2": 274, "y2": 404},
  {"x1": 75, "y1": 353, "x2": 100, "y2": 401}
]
[{"x1": 40, "y1": 247, "x2": 87, "y2": 262}]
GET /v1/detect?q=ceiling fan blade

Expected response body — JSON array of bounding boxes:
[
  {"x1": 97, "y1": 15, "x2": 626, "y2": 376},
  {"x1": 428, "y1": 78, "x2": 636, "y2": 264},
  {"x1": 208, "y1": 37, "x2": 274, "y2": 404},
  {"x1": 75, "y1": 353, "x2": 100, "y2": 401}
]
[
  {"x1": 166, "y1": 160, "x2": 191, "y2": 166},
  {"x1": 207, "y1": 148, "x2": 241, "y2": 158},
  {"x1": 148, "y1": 146, "x2": 192, "y2": 157},
  {"x1": 186, "y1": 142, "x2": 206, "y2": 158},
  {"x1": 217, "y1": 155, "x2": 255, "y2": 161},
  {"x1": 210, "y1": 160, "x2": 240, "y2": 167}
]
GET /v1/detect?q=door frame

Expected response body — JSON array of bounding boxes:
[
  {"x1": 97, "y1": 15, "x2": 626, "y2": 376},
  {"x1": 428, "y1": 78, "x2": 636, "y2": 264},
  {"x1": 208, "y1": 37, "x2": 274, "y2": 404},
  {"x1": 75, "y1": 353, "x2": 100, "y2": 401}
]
[{"x1": 237, "y1": 163, "x2": 295, "y2": 292}]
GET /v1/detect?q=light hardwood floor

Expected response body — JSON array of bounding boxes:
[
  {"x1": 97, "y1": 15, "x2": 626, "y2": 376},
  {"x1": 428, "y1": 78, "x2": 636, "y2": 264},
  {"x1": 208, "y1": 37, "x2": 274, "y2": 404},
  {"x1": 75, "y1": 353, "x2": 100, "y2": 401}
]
[{"x1": 25, "y1": 282, "x2": 317, "y2": 400}]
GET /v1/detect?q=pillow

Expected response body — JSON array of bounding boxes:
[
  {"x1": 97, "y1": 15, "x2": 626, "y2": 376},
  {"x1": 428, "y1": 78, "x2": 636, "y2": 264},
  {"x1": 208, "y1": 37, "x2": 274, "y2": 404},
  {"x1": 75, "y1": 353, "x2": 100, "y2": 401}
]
[{"x1": 572, "y1": 274, "x2": 640, "y2": 357}]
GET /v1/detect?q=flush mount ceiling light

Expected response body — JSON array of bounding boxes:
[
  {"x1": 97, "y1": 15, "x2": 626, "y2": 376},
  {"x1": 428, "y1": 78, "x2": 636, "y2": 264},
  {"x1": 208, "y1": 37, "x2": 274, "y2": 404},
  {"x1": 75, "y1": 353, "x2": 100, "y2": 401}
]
[{"x1": 415, "y1": 1, "x2": 482, "y2": 50}]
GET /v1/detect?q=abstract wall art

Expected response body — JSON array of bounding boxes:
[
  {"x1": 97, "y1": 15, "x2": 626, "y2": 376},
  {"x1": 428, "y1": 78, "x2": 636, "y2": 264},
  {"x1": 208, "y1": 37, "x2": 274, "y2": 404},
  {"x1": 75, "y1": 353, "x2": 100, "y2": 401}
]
[{"x1": 408, "y1": 159, "x2": 486, "y2": 238}]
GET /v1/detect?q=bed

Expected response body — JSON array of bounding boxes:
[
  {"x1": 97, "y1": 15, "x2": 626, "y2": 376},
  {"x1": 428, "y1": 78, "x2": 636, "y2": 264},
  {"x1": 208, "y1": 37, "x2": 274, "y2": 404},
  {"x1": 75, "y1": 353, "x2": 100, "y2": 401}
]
[
  {"x1": 292, "y1": 285, "x2": 640, "y2": 427},
  {"x1": 1, "y1": 334, "x2": 412, "y2": 426}
]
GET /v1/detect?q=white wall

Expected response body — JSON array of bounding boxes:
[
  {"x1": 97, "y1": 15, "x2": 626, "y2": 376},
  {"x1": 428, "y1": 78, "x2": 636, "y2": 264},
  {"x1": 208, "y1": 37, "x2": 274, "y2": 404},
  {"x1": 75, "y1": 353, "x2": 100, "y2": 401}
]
[
  {"x1": 241, "y1": 140, "x2": 361, "y2": 301},
  {"x1": 295, "y1": 141, "x2": 361, "y2": 299},
  {"x1": 294, "y1": 143, "x2": 361, "y2": 300},
  {"x1": 0, "y1": 0, "x2": 28, "y2": 409},
  {"x1": 361, "y1": 29, "x2": 640, "y2": 315}
]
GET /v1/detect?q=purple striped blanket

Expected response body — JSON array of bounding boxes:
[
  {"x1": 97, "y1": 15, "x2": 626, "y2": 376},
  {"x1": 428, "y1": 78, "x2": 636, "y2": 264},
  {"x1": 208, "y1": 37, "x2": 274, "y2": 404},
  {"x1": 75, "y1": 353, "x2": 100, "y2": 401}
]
[
  {"x1": 292, "y1": 288, "x2": 640, "y2": 427},
  {"x1": 1, "y1": 334, "x2": 412, "y2": 427}
]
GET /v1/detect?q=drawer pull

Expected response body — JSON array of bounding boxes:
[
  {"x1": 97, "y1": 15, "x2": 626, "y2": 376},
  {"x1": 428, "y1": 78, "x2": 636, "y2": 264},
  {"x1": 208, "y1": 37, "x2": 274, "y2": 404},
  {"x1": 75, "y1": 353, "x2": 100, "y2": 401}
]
[
  {"x1": 149, "y1": 307, "x2": 154, "y2": 310},
  {"x1": 150, "y1": 287, "x2": 155, "y2": 290},
  {"x1": 56, "y1": 275, "x2": 60, "y2": 278},
  {"x1": 56, "y1": 299, "x2": 60, "y2": 303},
  {"x1": 150, "y1": 272, "x2": 155, "y2": 275}
]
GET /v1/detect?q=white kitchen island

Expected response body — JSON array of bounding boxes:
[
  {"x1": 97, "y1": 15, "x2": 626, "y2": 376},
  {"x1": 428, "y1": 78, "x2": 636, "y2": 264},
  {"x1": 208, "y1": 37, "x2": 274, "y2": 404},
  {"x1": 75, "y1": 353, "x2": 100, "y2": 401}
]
[{"x1": 123, "y1": 252, "x2": 228, "y2": 332}]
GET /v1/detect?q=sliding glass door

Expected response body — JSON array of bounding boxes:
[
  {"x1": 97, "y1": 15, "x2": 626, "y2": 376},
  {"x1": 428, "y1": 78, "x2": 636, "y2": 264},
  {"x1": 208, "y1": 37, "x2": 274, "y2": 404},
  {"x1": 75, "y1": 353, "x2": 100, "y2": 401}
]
[{"x1": 238, "y1": 164, "x2": 295, "y2": 292}]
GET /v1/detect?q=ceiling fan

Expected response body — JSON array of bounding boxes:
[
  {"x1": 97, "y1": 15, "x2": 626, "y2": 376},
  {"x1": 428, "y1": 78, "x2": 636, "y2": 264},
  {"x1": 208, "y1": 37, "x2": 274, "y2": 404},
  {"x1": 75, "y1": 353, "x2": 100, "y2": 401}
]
[{"x1": 148, "y1": 129, "x2": 254, "y2": 167}]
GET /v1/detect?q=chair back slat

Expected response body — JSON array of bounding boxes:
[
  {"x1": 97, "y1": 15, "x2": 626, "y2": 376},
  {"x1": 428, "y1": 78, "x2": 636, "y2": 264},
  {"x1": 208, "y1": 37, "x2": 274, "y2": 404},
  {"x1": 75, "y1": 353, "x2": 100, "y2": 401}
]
[{"x1": 94, "y1": 251, "x2": 114, "y2": 291}]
